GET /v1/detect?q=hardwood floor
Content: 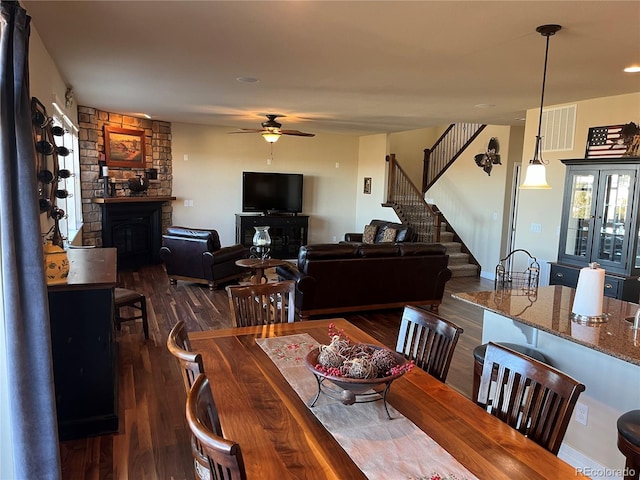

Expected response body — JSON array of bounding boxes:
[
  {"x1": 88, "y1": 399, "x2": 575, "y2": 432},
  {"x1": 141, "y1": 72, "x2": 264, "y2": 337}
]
[{"x1": 58, "y1": 264, "x2": 494, "y2": 479}]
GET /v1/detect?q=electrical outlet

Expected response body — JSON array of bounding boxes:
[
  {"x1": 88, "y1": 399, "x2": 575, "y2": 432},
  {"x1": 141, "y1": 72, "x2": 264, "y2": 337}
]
[
  {"x1": 530, "y1": 223, "x2": 542, "y2": 233},
  {"x1": 575, "y1": 402, "x2": 588, "y2": 425}
]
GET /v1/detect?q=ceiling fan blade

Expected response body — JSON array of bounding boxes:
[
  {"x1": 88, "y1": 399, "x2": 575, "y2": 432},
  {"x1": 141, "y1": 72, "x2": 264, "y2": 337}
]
[
  {"x1": 281, "y1": 129, "x2": 315, "y2": 137},
  {"x1": 228, "y1": 129, "x2": 265, "y2": 134}
]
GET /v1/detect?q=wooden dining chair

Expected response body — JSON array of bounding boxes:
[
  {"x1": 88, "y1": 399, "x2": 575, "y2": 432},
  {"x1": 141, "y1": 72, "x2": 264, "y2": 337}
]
[
  {"x1": 226, "y1": 280, "x2": 296, "y2": 327},
  {"x1": 395, "y1": 305, "x2": 463, "y2": 382},
  {"x1": 167, "y1": 321, "x2": 221, "y2": 480},
  {"x1": 477, "y1": 342, "x2": 586, "y2": 455},
  {"x1": 186, "y1": 373, "x2": 247, "y2": 480}
]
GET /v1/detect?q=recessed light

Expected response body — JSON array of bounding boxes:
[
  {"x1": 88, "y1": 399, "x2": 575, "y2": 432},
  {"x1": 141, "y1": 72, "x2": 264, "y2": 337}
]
[
  {"x1": 474, "y1": 103, "x2": 496, "y2": 108},
  {"x1": 237, "y1": 77, "x2": 259, "y2": 83},
  {"x1": 624, "y1": 65, "x2": 640, "y2": 73}
]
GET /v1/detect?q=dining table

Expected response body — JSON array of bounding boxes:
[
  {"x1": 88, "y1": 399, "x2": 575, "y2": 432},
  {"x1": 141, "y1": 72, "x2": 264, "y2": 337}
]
[{"x1": 189, "y1": 319, "x2": 585, "y2": 479}]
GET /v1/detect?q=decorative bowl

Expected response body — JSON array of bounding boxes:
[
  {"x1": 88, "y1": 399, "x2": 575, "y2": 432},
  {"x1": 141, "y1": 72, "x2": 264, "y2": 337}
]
[{"x1": 305, "y1": 343, "x2": 410, "y2": 416}]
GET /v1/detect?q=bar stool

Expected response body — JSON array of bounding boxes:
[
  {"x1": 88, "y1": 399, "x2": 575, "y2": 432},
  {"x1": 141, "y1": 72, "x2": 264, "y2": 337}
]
[
  {"x1": 617, "y1": 410, "x2": 640, "y2": 480},
  {"x1": 114, "y1": 288, "x2": 149, "y2": 339},
  {"x1": 472, "y1": 342, "x2": 548, "y2": 402}
]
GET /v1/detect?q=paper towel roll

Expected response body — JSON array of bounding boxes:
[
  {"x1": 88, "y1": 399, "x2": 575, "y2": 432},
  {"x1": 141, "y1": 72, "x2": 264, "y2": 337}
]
[{"x1": 572, "y1": 265, "x2": 605, "y2": 317}]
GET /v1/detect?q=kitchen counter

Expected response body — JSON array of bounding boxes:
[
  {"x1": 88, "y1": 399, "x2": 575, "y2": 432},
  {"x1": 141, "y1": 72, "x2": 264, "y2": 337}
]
[
  {"x1": 451, "y1": 285, "x2": 640, "y2": 472},
  {"x1": 452, "y1": 285, "x2": 640, "y2": 367}
]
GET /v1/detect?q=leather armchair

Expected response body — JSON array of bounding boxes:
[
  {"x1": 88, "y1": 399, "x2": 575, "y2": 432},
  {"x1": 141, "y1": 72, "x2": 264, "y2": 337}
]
[{"x1": 159, "y1": 227, "x2": 249, "y2": 290}]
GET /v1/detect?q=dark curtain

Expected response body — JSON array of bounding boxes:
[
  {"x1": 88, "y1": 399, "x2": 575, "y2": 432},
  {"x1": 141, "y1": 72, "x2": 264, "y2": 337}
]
[{"x1": 0, "y1": 1, "x2": 61, "y2": 478}]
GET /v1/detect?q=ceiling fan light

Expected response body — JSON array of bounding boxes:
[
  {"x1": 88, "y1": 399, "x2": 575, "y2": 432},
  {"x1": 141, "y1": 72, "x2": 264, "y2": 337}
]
[
  {"x1": 521, "y1": 161, "x2": 551, "y2": 189},
  {"x1": 262, "y1": 132, "x2": 281, "y2": 143}
]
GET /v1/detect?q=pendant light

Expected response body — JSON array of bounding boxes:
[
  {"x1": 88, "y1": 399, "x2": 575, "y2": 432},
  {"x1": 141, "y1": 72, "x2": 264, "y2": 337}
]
[{"x1": 521, "y1": 24, "x2": 562, "y2": 190}]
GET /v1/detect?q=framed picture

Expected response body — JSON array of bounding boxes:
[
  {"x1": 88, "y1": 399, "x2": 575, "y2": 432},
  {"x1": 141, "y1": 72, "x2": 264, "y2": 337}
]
[
  {"x1": 104, "y1": 126, "x2": 145, "y2": 167},
  {"x1": 363, "y1": 177, "x2": 372, "y2": 194},
  {"x1": 585, "y1": 123, "x2": 640, "y2": 159}
]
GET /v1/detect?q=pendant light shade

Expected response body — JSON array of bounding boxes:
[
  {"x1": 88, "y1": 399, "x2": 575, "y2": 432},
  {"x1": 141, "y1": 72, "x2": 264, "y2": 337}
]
[{"x1": 521, "y1": 24, "x2": 561, "y2": 190}]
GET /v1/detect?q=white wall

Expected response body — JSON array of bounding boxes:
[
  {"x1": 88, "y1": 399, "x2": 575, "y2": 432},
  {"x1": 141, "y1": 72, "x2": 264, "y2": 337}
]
[
  {"x1": 171, "y1": 123, "x2": 360, "y2": 246},
  {"x1": 353, "y1": 134, "x2": 397, "y2": 232}
]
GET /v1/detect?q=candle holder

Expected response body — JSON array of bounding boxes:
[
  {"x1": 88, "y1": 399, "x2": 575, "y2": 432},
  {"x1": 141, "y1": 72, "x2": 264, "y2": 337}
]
[{"x1": 250, "y1": 226, "x2": 271, "y2": 260}]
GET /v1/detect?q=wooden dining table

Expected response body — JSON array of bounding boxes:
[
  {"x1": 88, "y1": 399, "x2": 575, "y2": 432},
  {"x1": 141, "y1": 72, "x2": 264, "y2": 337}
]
[{"x1": 190, "y1": 319, "x2": 585, "y2": 479}]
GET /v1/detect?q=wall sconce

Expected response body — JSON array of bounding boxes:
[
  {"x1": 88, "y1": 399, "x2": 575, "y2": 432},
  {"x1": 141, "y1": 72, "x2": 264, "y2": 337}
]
[{"x1": 521, "y1": 24, "x2": 561, "y2": 190}]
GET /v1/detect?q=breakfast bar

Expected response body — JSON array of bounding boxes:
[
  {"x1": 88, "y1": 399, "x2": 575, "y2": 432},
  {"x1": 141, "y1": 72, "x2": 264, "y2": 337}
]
[{"x1": 453, "y1": 285, "x2": 640, "y2": 474}]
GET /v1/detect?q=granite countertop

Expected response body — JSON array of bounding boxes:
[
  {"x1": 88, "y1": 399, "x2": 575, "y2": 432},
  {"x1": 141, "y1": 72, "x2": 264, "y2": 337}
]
[{"x1": 452, "y1": 285, "x2": 640, "y2": 367}]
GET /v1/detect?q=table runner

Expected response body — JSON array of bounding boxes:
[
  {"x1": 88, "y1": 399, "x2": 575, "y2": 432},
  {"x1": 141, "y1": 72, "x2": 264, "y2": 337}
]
[{"x1": 256, "y1": 334, "x2": 478, "y2": 480}]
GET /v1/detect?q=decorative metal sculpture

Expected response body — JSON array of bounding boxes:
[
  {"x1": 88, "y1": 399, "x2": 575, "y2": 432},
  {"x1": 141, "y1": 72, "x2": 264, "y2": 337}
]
[{"x1": 474, "y1": 137, "x2": 501, "y2": 176}]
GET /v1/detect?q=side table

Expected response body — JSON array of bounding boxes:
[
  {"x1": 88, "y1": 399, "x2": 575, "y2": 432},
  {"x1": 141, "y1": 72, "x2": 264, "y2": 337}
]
[{"x1": 235, "y1": 258, "x2": 286, "y2": 284}]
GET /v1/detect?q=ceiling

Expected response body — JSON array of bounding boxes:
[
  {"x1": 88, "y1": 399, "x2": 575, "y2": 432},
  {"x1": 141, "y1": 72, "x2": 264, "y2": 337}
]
[{"x1": 22, "y1": 1, "x2": 640, "y2": 136}]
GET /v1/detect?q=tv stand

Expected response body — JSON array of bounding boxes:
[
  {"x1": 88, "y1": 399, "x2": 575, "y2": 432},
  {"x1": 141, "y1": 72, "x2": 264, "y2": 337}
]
[{"x1": 235, "y1": 214, "x2": 309, "y2": 259}]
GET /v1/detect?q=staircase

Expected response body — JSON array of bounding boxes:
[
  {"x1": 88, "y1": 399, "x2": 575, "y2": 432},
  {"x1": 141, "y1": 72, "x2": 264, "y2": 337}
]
[
  {"x1": 437, "y1": 219, "x2": 481, "y2": 278},
  {"x1": 385, "y1": 123, "x2": 485, "y2": 277}
]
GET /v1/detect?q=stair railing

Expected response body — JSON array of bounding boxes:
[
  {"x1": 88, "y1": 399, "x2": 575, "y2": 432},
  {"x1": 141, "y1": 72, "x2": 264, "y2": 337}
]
[
  {"x1": 422, "y1": 123, "x2": 486, "y2": 193},
  {"x1": 386, "y1": 154, "x2": 441, "y2": 243}
]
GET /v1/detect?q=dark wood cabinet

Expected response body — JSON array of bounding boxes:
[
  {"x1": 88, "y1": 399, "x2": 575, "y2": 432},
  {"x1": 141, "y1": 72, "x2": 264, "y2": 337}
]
[
  {"x1": 551, "y1": 157, "x2": 640, "y2": 301},
  {"x1": 235, "y1": 214, "x2": 309, "y2": 259},
  {"x1": 48, "y1": 248, "x2": 118, "y2": 440}
]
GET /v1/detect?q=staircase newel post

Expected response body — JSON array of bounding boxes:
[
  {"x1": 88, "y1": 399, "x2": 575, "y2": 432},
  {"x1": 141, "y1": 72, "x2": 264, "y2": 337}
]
[
  {"x1": 423, "y1": 148, "x2": 431, "y2": 194},
  {"x1": 386, "y1": 154, "x2": 396, "y2": 204}
]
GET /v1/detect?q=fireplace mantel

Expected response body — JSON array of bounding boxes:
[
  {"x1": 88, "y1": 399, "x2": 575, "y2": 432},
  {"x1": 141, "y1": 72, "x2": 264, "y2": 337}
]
[{"x1": 92, "y1": 196, "x2": 175, "y2": 204}]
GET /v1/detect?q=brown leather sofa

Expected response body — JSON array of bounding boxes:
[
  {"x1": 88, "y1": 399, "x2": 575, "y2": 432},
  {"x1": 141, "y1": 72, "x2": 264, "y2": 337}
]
[
  {"x1": 343, "y1": 219, "x2": 416, "y2": 243},
  {"x1": 159, "y1": 227, "x2": 249, "y2": 290},
  {"x1": 276, "y1": 242, "x2": 451, "y2": 318}
]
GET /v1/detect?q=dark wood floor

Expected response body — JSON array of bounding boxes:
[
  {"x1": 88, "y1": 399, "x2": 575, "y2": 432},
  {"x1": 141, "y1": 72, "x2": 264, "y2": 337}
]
[{"x1": 58, "y1": 264, "x2": 493, "y2": 479}]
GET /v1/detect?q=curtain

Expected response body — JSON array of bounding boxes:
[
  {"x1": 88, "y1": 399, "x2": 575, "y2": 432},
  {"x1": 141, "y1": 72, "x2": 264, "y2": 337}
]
[{"x1": 0, "y1": 1, "x2": 61, "y2": 478}]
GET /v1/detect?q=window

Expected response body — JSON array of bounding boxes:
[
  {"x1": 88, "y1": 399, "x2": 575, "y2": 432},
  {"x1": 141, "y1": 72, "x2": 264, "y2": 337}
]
[{"x1": 51, "y1": 104, "x2": 82, "y2": 245}]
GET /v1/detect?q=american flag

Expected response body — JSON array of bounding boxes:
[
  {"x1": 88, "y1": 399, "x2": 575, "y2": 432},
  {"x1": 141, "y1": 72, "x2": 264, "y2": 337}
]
[{"x1": 585, "y1": 125, "x2": 630, "y2": 158}]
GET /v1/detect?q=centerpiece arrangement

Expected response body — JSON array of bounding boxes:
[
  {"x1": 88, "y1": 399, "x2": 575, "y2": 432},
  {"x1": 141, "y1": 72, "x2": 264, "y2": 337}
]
[{"x1": 305, "y1": 323, "x2": 414, "y2": 419}]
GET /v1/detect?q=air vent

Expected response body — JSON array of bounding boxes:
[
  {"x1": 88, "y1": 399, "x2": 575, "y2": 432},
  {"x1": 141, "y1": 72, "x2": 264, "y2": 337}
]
[{"x1": 541, "y1": 104, "x2": 576, "y2": 152}]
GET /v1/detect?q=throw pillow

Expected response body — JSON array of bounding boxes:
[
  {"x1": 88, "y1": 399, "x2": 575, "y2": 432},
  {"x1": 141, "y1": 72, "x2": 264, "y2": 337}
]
[
  {"x1": 381, "y1": 227, "x2": 397, "y2": 243},
  {"x1": 363, "y1": 224, "x2": 378, "y2": 244}
]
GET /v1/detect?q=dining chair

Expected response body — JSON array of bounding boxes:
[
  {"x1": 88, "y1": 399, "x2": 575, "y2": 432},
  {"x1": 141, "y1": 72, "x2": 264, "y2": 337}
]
[
  {"x1": 186, "y1": 373, "x2": 247, "y2": 480},
  {"x1": 395, "y1": 305, "x2": 463, "y2": 382},
  {"x1": 226, "y1": 280, "x2": 296, "y2": 327},
  {"x1": 477, "y1": 342, "x2": 586, "y2": 455},
  {"x1": 167, "y1": 321, "x2": 221, "y2": 480},
  {"x1": 114, "y1": 287, "x2": 149, "y2": 339}
]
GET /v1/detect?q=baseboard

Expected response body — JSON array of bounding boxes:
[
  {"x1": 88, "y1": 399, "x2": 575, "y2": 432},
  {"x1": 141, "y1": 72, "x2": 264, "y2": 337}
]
[{"x1": 558, "y1": 444, "x2": 623, "y2": 480}]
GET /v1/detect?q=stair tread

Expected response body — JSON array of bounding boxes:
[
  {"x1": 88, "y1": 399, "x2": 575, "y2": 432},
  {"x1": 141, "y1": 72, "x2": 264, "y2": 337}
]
[{"x1": 447, "y1": 263, "x2": 479, "y2": 277}]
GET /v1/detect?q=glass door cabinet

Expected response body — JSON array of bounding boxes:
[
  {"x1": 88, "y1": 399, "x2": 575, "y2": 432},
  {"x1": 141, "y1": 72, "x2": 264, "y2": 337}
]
[{"x1": 552, "y1": 158, "x2": 640, "y2": 301}]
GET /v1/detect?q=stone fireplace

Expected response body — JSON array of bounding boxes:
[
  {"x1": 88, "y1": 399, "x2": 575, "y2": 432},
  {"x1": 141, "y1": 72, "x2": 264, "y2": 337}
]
[{"x1": 77, "y1": 106, "x2": 174, "y2": 267}]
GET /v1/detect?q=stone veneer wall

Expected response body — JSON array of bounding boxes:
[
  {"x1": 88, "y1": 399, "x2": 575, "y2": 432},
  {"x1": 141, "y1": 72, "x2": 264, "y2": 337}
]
[{"x1": 77, "y1": 106, "x2": 173, "y2": 247}]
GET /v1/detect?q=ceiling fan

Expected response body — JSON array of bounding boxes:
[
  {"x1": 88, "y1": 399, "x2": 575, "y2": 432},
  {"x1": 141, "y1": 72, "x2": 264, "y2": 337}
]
[{"x1": 229, "y1": 114, "x2": 315, "y2": 143}]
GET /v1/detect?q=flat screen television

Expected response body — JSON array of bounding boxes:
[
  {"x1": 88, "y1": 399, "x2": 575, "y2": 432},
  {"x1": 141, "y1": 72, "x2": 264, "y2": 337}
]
[{"x1": 242, "y1": 171, "x2": 304, "y2": 214}]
